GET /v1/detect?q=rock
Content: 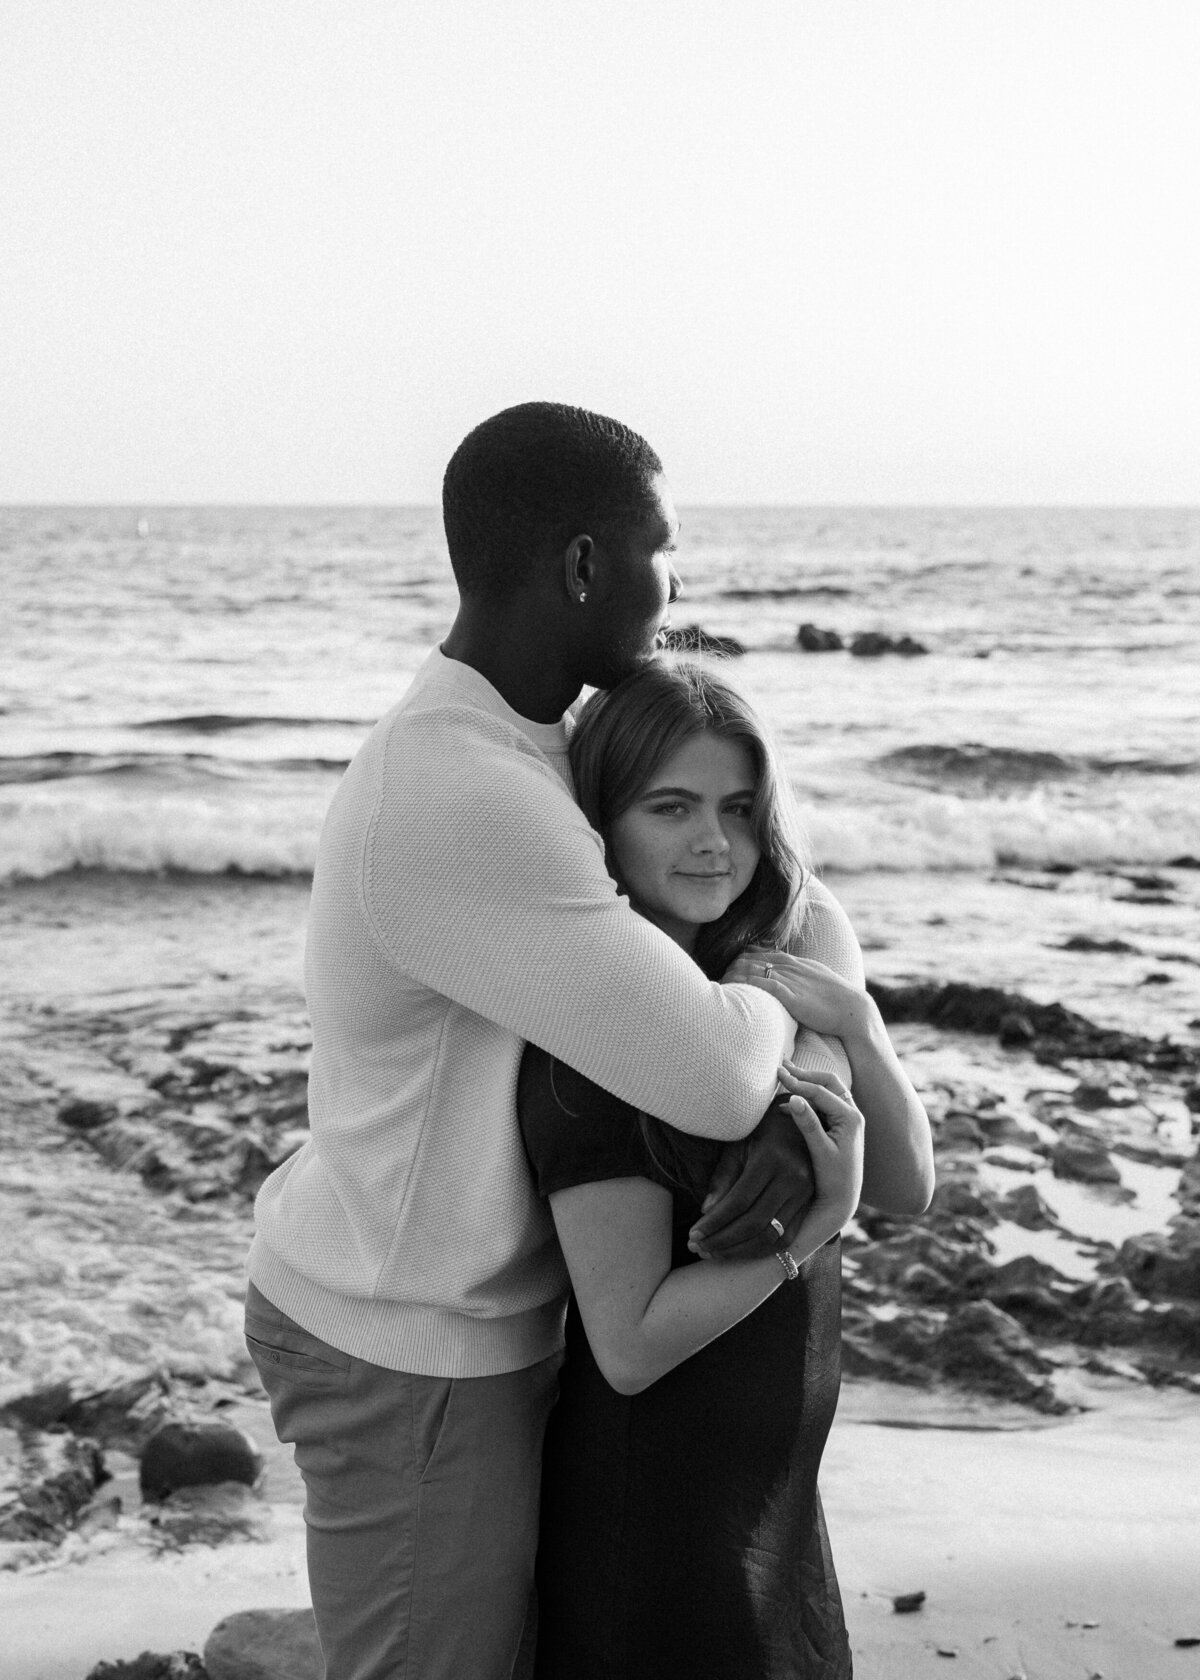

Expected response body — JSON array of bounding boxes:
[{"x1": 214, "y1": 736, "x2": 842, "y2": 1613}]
[
  {"x1": 1051, "y1": 1137, "x2": 1121, "y2": 1185},
  {"x1": 934, "y1": 1112, "x2": 987, "y2": 1152},
  {"x1": 900, "y1": 1262, "x2": 960, "y2": 1304},
  {"x1": 849, "y1": 631, "x2": 929, "y2": 657},
  {"x1": 1072, "y1": 1081, "x2": 1119, "y2": 1110},
  {"x1": 59, "y1": 1097, "x2": 117, "y2": 1132},
  {"x1": 867, "y1": 978, "x2": 1198, "y2": 1069},
  {"x1": 854, "y1": 1227, "x2": 981, "y2": 1294},
  {"x1": 976, "y1": 1109, "x2": 1042, "y2": 1146},
  {"x1": 140, "y1": 1421, "x2": 263, "y2": 1501},
  {"x1": 148, "y1": 1482, "x2": 272, "y2": 1548},
  {"x1": 892, "y1": 1590, "x2": 926, "y2": 1613},
  {"x1": 796, "y1": 622, "x2": 844, "y2": 652},
  {"x1": 998, "y1": 1012, "x2": 1036, "y2": 1048},
  {"x1": 976, "y1": 1257, "x2": 1073, "y2": 1333},
  {"x1": 1058, "y1": 936, "x2": 1140, "y2": 955},
  {"x1": 1116, "y1": 1223, "x2": 1200, "y2": 1301},
  {"x1": 981, "y1": 1146, "x2": 1042, "y2": 1173},
  {"x1": 871, "y1": 1308, "x2": 945, "y2": 1367},
  {"x1": 0, "y1": 1383, "x2": 74, "y2": 1431},
  {"x1": 84, "y1": 1656, "x2": 207, "y2": 1680},
  {"x1": 993, "y1": 1182, "x2": 1059, "y2": 1230},
  {"x1": 0, "y1": 1429, "x2": 107, "y2": 1543},
  {"x1": 661, "y1": 624, "x2": 746, "y2": 658},
  {"x1": 62, "y1": 1374, "x2": 173, "y2": 1451},
  {"x1": 935, "y1": 1301, "x2": 1066, "y2": 1411},
  {"x1": 1184, "y1": 1085, "x2": 1200, "y2": 1114},
  {"x1": 927, "y1": 1176, "x2": 994, "y2": 1224},
  {"x1": 1142, "y1": 972, "x2": 1173, "y2": 985},
  {"x1": 204, "y1": 1607, "x2": 322, "y2": 1680}
]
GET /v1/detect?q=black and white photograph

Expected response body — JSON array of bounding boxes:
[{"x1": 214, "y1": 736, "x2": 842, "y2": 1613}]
[{"x1": 2, "y1": 5, "x2": 1199, "y2": 1678}]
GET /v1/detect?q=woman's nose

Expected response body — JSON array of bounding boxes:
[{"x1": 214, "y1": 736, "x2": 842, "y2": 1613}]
[{"x1": 691, "y1": 813, "x2": 731, "y2": 853}]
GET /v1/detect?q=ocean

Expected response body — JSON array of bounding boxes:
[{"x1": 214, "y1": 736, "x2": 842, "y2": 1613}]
[{"x1": 3, "y1": 503, "x2": 1199, "y2": 1037}]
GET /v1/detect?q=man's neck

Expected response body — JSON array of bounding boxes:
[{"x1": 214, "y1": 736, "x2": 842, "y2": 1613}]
[{"x1": 441, "y1": 608, "x2": 580, "y2": 725}]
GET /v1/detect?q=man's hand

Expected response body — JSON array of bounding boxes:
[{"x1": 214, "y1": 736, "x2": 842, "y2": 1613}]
[{"x1": 688, "y1": 1100, "x2": 816, "y2": 1260}]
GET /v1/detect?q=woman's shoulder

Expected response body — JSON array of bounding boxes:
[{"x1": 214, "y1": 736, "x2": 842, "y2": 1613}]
[{"x1": 518, "y1": 1044, "x2": 651, "y2": 1198}]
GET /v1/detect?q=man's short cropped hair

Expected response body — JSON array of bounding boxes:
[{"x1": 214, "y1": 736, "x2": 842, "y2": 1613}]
[{"x1": 442, "y1": 402, "x2": 663, "y2": 598}]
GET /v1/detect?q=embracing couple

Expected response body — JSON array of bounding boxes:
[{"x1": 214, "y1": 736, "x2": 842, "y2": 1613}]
[{"x1": 244, "y1": 402, "x2": 934, "y2": 1680}]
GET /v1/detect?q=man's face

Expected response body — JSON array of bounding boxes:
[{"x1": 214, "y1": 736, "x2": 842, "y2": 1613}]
[{"x1": 582, "y1": 474, "x2": 682, "y2": 689}]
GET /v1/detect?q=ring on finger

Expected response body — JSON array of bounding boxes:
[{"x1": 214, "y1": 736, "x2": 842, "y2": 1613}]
[
  {"x1": 763, "y1": 963, "x2": 773, "y2": 979},
  {"x1": 769, "y1": 1216, "x2": 786, "y2": 1240}
]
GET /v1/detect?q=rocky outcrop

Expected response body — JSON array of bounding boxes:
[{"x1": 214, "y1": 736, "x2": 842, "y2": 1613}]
[
  {"x1": 0, "y1": 1428, "x2": 107, "y2": 1548},
  {"x1": 867, "y1": 978, "x2": 1198, "y2": 1069},
  {"x1": 849, "y1": 631, "x2": 929, "y2": 657}
]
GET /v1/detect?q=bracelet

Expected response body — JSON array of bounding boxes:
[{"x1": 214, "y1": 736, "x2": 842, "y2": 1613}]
[{"x1": 775, "y1": 1248, "x2": 800, "y2": 1282}]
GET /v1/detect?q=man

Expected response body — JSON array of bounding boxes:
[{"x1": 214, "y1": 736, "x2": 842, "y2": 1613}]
[{"x1": 245, "y1": 402, "x2": 862, "y2": 1679}]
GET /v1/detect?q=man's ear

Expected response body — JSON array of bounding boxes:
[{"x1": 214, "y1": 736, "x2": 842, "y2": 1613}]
[{"x1": 563, "y1": 533, "x2": 595, "y2": 605}]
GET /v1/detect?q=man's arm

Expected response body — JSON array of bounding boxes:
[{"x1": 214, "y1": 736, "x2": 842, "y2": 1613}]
[
  {"x1": 363, "y1": 709, "x2": 791, "y2": 1141},
  {"x1": 687, "y1": 877, "x2": 867, "y2": 1257}
]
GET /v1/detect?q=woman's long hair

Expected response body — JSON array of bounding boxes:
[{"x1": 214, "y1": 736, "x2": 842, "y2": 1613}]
[{"x1": 567, "y1": 660, "x2": 812, "y2": 1192}]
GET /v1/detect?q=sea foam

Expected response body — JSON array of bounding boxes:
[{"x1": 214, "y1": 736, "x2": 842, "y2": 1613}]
[{"x1": 4, "y1": 781, "x2": 1196, "y2": 881}]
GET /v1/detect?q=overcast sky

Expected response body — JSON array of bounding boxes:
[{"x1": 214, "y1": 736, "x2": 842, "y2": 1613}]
[{"x1": 4, "y1": 1, "x2": 1198, "y2": 505}]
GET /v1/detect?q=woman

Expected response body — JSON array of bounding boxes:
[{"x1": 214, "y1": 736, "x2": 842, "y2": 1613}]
[{"x1": 519, "y1": 661, "x2": 933, "y2": 1680}]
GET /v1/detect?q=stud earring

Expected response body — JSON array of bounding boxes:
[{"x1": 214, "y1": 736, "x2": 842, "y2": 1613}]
[{"x1": 578, "y1": 591, "x2": 588, "y2": 604}]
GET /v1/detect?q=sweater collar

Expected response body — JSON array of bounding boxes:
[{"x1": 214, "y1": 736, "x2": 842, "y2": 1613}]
[{"x1": 418, "y1": 645, "x2": 570, "y2": 756}]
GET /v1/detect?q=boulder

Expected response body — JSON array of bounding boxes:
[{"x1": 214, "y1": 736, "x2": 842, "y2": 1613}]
[
  {"x1": 1051, "y1": 1137, "x2": 1121, "y2": 1185},
  {"x1": 204, "y1": 1608, "x2": 322, "y2": 1680},
  {"x1": 1116, "y1": 1223, "x2": 1200, "y2": 1301},
  {"x1": 796, "y1": 622, "x2": 843, "y2": 652},
  {"x1": 140, "y1": 1421, "x2": 263, "y2": 1502}
]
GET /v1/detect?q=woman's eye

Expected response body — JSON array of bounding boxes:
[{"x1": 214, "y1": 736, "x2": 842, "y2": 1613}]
[
  {"x1": 725, "y1": 802, "x2": 754, "y2": 819},
  {"x1": 648, "y1": 801, "x2": 687, "y2": 816}
]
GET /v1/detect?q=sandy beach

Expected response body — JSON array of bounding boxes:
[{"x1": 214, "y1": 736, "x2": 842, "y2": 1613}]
[{"x1": 3, "y1": 1380, "x2": 1198, "y2": 1679}]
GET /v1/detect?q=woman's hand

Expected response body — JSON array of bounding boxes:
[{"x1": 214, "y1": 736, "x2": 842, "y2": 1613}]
[
  {"x1": 724, "y1": 948, "x2": 878, "y2": 1043},
  {"x1": 776, "y1": 1062, "x2": 864, "y2": 1230}
]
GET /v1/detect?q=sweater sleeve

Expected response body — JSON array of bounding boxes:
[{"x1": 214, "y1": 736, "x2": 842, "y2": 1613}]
[
  {"x1": 360, "y1": 706, "x2": 791, "y2": 1141},
  {"x1": 783, "y1": 877, "x2": 863, "y2": 1087}
]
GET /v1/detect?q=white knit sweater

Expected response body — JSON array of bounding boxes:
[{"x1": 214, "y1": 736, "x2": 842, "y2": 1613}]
[{"x1": 249, "y1": 648, "x2": 863, "y2": 1377}]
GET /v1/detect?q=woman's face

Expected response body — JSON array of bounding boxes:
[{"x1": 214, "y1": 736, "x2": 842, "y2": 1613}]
[{"x1": 609, "y1": 731, "x2": 761, "y2": 952}]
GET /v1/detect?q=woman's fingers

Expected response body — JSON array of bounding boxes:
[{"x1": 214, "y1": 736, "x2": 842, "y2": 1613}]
[
  {"x1": 777, "y1": 1072, "x2": 858, "y2": 1127},
  {"x1": 780, "y1": 1061, "x2": 851, "y2": 1099}
]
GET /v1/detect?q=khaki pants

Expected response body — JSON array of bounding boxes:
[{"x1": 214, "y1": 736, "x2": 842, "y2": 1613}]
[{"x1": 245, "y1": 1282, "x2": 561, "y2": 1680}]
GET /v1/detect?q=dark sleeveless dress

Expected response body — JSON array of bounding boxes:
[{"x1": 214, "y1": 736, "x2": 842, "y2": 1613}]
[{"x1": 518, "y1": 1045, "x2": 852, "y2": 1680}]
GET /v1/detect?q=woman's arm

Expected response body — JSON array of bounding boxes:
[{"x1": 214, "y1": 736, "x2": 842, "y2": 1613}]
[
  {"x1": 549, "y1": 1078, "x2": 863, "y2": 1396},
  {"x1": 725, "y1": 953, "x2": 935, "y2": 1216}
]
